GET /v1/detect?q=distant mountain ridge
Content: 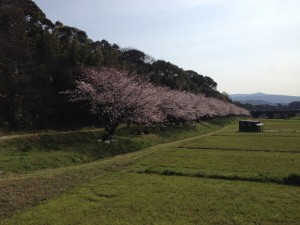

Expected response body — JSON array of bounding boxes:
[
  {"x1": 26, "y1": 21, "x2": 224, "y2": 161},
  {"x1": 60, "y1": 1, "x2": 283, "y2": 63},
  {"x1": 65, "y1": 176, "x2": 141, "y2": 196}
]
[{"x1": 230, "y1": 92, "x2": 300, "y2": 105}]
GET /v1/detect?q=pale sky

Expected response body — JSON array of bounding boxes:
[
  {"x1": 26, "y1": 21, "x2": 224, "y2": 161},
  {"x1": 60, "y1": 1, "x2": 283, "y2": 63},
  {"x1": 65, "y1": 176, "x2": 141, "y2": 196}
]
[{"x1": 34, "y1": 0, "x2": 300, "y2": 96}]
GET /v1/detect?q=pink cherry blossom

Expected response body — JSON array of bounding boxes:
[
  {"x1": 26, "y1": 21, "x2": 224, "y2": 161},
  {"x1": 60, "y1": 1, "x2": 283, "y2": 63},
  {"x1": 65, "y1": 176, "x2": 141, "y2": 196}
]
[{"x1": 66, "y1": 67, "x2": 249, "y2": 138}]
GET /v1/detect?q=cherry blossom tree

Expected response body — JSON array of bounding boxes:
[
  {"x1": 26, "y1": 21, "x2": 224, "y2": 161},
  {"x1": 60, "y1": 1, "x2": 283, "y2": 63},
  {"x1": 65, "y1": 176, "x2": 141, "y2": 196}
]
[
  {"x1": 65, "y1": 66, "x2": 249, "y2": 140},
  {"x1": 65, "y1": 67, "x2": 162, "y2": 139}
]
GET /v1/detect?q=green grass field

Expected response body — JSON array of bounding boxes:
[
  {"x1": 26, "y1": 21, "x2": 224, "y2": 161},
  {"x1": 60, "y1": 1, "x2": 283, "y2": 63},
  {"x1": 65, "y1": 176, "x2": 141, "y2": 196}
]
[
  {"x1": 0, "y1": 120, "x2": 224, "y2": 174},
  {"x1": 2, "y1": 172, "x2": 300, "y2": 225},
  {"x1": 0, "y1": 117, "x2": 299, "y2": 224}
]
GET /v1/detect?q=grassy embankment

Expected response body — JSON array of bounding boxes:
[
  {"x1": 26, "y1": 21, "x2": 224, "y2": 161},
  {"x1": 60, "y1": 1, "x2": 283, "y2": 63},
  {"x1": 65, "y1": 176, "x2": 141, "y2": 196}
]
[
  {"x1": 0, "y1": 118, "x2": 231, "y2": 174},
  {"x1": 1, "y1": 117, "x2": 300, "y2": 224}
]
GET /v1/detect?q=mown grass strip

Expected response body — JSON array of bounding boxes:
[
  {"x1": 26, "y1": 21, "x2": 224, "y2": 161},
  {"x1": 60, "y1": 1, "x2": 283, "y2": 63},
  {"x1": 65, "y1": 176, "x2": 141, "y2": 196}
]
[
  {"x1": 177, "y1": 146, "x2": 300, "y2": 154},
  {"x1": 179, "y1": 135, "x2": 300, "y2": 152},
  {"x1": 212, "y1": 134, "x2": 300, "y2": 137},
  {"x1": 140, "y1": 168, "x2": 300, "y2": 186}
]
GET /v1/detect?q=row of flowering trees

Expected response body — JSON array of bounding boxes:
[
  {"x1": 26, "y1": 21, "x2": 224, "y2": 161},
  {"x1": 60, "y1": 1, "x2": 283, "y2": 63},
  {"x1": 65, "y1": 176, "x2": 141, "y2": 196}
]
[{"x1": 66, "y1": 67, "x2": 249, "y2": 138}]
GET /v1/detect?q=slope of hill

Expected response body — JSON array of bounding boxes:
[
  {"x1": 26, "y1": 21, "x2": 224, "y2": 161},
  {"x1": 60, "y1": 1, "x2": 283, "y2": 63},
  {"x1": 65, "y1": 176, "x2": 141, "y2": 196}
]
[{"x1": 230, "y1": 92, "x2": 300, "y2": 105}]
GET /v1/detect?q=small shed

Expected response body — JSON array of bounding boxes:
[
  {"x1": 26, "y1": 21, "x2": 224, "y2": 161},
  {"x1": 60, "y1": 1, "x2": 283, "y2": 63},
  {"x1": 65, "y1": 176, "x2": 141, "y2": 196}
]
[{"x1": 239, "y1": 120, "x2": 264, "y2": 132}]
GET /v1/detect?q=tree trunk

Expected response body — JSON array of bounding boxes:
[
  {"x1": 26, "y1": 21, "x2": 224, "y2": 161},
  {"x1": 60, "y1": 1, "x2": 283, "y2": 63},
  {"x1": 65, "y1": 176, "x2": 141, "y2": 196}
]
[{"x1": 102, "y1": 120, "x2": 119, "y2": 142}]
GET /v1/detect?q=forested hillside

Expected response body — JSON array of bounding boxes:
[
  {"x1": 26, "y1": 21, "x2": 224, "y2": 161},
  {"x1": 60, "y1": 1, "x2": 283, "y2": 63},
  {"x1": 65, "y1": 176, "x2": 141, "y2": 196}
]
[{"x1": 0, "y1": 0, "x2": 240, "y2": 131}]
